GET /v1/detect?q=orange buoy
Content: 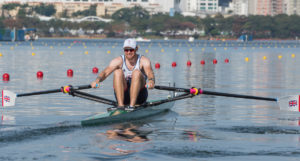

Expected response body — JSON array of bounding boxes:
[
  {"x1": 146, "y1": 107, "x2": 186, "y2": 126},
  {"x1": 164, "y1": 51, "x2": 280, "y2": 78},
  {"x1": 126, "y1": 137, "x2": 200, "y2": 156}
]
[
  {"x1": 92, "y1": 67, "x2": 99, "y2": 74},
  {"x1": 2, "y1": 73, "x2": 10, "y2": 81},
  {"x1": 67, "y1": 69, "x2": 73, "y2": 77},
  {"x1": 224, "y1": 58, "x2": 229, "y2": 63},
  {"x1": 187, "y1": 60, "x2": 192, "y2": 66},
  {"x1": 200, "y1": 60, "x2": 205, "y2": 65},
  {"x1": 155, "y1": 63, "x2": 160, "y2": 69},
  {"x1": 213, "y1": 59, "x2": 218, "y2": 64},
  {"x1": 36, "y1": 71, "x2": 43, "y2": 79}
]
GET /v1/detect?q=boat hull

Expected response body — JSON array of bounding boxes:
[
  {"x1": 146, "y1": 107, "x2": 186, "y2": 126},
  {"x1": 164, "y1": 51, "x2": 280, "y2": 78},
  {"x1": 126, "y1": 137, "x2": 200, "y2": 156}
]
[{"x1": 81, "y1": 101, "x2": 174, "y2": 126}]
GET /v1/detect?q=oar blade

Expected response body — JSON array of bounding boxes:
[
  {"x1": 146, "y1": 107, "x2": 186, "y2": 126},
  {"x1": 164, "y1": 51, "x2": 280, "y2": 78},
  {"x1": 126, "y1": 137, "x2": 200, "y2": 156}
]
[
  {"x1": 2, "y1": 90, "x2": 17, "y2": 107},
  {"x1": 278, "y1": 95, "x2": 300, "y2": 112}
]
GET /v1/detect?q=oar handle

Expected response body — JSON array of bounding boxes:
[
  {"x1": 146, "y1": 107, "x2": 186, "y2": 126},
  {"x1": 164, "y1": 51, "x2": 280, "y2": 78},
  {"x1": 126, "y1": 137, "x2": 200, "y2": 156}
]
[
  {"x1": 154, "y1": 85, "x2": 277, "y2": 102},
  {"x1": 154, "y1": 85, "x2": 190, "y2": 93},
  {"x1": 17, "y1": 85, "x2": 91, "y2": 97}
]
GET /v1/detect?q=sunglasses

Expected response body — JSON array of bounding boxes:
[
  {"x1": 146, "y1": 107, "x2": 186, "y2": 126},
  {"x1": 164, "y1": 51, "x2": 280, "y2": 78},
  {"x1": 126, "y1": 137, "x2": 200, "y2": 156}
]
[{"x1": 124, "y1": 48, "x2": 135, "y2": 52}]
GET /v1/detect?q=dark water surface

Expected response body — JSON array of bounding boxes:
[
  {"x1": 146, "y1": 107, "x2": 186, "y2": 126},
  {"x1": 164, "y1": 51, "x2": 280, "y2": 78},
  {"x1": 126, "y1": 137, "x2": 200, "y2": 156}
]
[{"x1": 1, "y1": 39, "x2": 300, "y2": 160}]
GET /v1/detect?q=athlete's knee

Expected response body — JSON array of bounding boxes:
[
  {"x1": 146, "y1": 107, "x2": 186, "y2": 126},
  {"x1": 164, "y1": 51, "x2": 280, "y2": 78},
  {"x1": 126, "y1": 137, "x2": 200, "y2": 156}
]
[{"x1": 131, "y1": 70, "x2": 142, "y2": 79}]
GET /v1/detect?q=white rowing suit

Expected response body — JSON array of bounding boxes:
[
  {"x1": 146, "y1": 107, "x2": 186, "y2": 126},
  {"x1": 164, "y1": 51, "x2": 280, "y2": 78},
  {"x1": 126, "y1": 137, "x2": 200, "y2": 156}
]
[{"x1": 121, "y1": 54, "x2": 147, "y2": 81}]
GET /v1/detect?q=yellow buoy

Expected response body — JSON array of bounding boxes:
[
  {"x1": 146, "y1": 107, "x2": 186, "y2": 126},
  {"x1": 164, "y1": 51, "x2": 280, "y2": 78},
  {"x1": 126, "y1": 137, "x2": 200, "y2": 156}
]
[
  {"x1": 145, "y1": 49, "x2": 149, "y2": 53},
  {"x1": 189, "y1": 48, "x2": 193, "y2": 52},
  {"x1": 263, "y1": 56, "x2": 267, "y2": 60},
  {"x1": 107, "y1": 50, "x2": 111, "y2": 54},
  {"x1": 176, "y1": 49, "x2": 180, "y2": 52},
  {"x1": 278, "y1": 55, "x2": 282, "y2": 59},
  {"x1": 85, "y1": 51, "x2": 89, "y2": 55},
  {"x1": 161, "y1": 49, "x2": 164, "y2": 52},
  {"x1": 0, "y1": 53, "x2": 2, "y2": 57},
  {"x1": 60, "y1": 51, "x2": 64, "y2": 55},
  {"x1": 214, "y1": 48, "x2": 216, "y2": 51},
  {"x1": 291, "y1": 54, "x2": 295, "y2": 58},
  {"x1": 32, "y1": 53, "x2": 36, "y2": 56},
  {"x1": 245, "y1": 57, "x2": 249, "y2": 62}
]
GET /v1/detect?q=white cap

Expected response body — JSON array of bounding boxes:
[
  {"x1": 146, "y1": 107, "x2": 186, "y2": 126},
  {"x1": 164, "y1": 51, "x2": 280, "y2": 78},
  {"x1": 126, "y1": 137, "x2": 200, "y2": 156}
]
[{"x1": 123, "y1": 38, "x2": 137, "y2": 49}]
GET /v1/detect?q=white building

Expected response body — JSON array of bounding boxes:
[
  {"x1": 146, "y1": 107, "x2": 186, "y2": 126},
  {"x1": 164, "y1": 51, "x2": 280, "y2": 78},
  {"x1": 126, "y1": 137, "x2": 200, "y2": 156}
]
[
  {"x1": 230, "y1": 0, "x2": 249, "y2": 16},
  {"x1": 285, "y1": 0, "x2": 300, "y2": 15},
  {"x1": 176, "y1": 0, "x2": 220, "y2": 16}
]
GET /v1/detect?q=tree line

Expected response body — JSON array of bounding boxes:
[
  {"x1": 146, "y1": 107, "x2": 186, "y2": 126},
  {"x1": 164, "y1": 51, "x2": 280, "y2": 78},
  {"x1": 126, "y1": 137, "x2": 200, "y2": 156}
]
[{"x1": 1, "y1": 3, "x2": 300, "y2": 39}]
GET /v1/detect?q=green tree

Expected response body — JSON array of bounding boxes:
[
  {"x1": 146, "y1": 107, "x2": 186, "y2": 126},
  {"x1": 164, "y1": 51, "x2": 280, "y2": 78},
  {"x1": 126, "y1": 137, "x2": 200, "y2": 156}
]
[{"x1": 34, "y1": 3, "x2": 56, "y2": 16}]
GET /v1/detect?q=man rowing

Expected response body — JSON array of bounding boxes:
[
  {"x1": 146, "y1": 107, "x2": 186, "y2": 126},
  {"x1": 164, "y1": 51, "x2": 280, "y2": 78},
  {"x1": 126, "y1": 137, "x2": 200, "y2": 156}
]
[{"x1": 91, "y1": 38, "x2": 155, "y2": 110}]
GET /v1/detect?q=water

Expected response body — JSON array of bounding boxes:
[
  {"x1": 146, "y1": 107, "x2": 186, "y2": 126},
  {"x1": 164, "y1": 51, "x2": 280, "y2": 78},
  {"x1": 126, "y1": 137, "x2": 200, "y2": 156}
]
[{"x1": 1, "y1": 39, "x2": 300, "y2": 160}]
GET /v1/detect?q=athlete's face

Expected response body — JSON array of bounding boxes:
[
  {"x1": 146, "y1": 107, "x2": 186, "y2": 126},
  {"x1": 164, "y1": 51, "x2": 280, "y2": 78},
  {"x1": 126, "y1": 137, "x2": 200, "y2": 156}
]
[{"x1": 124, "y1": 47, "x2": 136, "y2": 60}]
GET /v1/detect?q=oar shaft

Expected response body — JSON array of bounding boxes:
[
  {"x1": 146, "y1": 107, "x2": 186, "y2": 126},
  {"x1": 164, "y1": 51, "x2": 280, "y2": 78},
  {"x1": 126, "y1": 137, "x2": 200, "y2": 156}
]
[
  {"x1": 202, "y1": 90, "x2": 277, "y2": 101},
  {"x1": 154, "y1": 85, "x2": 277, "y2": 102},
  {"x1": 17, "y1": 85, "x2": 91, "y2": 97}
]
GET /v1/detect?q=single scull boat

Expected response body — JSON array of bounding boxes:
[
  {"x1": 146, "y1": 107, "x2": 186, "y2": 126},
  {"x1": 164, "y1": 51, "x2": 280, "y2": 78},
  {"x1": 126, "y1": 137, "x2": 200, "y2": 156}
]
[{"x1": 2, "y1": 85, "x2": 300, "y2": 126}]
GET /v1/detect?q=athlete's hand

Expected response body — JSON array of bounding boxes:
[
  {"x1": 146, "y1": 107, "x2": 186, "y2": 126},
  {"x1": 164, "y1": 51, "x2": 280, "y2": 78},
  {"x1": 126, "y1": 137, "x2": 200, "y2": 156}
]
[
  {"x1": 91, "y1": 81, "x2": 100, "y2": 88},
  {"x1": 145, "y1": 80, "x2": 155, "y2": 89}
]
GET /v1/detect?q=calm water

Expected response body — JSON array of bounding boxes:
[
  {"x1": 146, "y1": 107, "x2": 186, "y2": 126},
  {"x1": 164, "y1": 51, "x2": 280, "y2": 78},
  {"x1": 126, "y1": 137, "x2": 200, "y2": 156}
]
[{"x1": 1, "y1": 38, "x2": 300, "y2": 160}]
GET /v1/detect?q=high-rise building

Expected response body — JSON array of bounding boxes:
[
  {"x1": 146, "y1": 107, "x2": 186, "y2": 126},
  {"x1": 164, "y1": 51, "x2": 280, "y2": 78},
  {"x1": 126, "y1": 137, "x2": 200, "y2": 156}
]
[
  {"x1": 285, "y1": 0, "x2": 300, "y2": 15},
  {"x1": 231, "y1": 0, "x2": 248, "y2": 16},
  {"x1": 177, "y1": 0, "x2": 219, "y2": 15}
]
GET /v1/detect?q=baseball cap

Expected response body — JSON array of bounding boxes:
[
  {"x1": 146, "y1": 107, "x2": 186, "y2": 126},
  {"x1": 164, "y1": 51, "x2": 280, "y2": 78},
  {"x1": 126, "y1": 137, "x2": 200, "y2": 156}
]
[{"x1": 123, "y1": 38, "x2": 137, "y2": 49}]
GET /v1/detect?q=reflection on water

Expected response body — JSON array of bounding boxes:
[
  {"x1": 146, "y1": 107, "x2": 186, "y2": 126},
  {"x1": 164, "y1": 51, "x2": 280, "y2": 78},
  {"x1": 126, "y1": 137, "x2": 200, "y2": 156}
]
[
  {"x1": 94, "y1": 123, "x2": 152, "y2": 156},
  {"x1": 103, "y1": 123, "x2": 151, "y2": 143}
]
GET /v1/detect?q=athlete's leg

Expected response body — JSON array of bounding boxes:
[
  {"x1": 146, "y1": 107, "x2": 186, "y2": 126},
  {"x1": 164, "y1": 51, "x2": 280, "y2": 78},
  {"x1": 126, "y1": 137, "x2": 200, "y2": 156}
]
[
  {"x1": 129, "y1": 70, "x2": 146, "y2": 106},
  {"x1": 113, "y1": 69, "x2": 127, "y2": 106}
]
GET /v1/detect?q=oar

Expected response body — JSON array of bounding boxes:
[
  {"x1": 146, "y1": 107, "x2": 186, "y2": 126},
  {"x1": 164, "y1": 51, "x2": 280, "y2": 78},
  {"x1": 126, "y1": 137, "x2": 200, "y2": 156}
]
[
  {"x1": 2, "y1": 85, "x2": 91, "y2": 107},
  {"x1": 154, "y1": 85, "x2": 300, "y2": 112}
]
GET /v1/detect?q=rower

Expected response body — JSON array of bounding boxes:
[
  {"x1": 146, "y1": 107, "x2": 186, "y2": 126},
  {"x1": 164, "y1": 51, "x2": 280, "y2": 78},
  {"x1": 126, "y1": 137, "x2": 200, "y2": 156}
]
[{"x1": 91, "y1": 38, "x2": 155, "y2": 110}]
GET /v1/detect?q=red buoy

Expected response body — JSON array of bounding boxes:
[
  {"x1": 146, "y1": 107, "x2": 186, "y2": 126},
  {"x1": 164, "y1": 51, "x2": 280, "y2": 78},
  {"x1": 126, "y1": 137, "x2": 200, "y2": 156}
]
[
  {"x1": 36, "y1": 71, "x2": 43, "y2": 79},
  {"x1": 67, "y1": 69, "x2": 73, "y2": 77},
  {"x1": 2, "y1": 73, "x2": 10, "y2": 81},
  {"x1": 213, "y1": 59, "x2": 218, "y2": 64},
  {"x1": 187, "y1": 60, "x2": 192, "y2": 66},
  {"x1": 92, "y1": 67, "x2": 99, "y2": 74},
  {"x1": 224, "y1": 58, "x2": 229, "y2": 63},
  {"x1": 172, "y1": 62, "x2": 177, "y2": 67},
  {"x1": 200, "y1": 60, "x2": 205, "y2": 65},
  {"x1": 155, "y1": 63, "x2": 160, "y2": 69}
]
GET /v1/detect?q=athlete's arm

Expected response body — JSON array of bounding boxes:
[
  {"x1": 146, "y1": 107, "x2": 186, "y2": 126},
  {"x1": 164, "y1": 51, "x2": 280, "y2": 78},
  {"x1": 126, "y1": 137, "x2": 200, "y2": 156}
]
[
  {"x1": 141, "y1": 56, "x2": 155, "y2": 89},
  {"x1": 91, "y1": 57, "x2": 122, "y2": 88}
]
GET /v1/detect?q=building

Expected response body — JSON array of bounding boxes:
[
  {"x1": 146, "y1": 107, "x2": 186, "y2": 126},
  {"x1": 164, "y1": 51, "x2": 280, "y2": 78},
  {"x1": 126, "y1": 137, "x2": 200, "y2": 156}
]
[
  {"x1": 230, "y1": 0, "x2": 248, "y2": 16},
  {"x1": 176, "y1": 0, "x2": 220, "y2": 16},
  {"x1": 0, "y1": 0, "x2": 166, "y2": 18},
  {"x1": 285, "y1": 0, "x2": 300, "y2": 15},
  {"x1": 229, "y1": 0, "x2": 288, "y2": 16}
]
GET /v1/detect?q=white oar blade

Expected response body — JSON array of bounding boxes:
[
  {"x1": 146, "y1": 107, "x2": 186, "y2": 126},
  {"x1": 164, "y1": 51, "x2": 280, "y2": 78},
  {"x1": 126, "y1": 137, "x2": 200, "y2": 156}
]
[
  {"x1": 278, "y1": 95, "x2": 300, "y2": 112},
  {"x1": 2, "y1": 90, "x2": 17, "y2": 107}
]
